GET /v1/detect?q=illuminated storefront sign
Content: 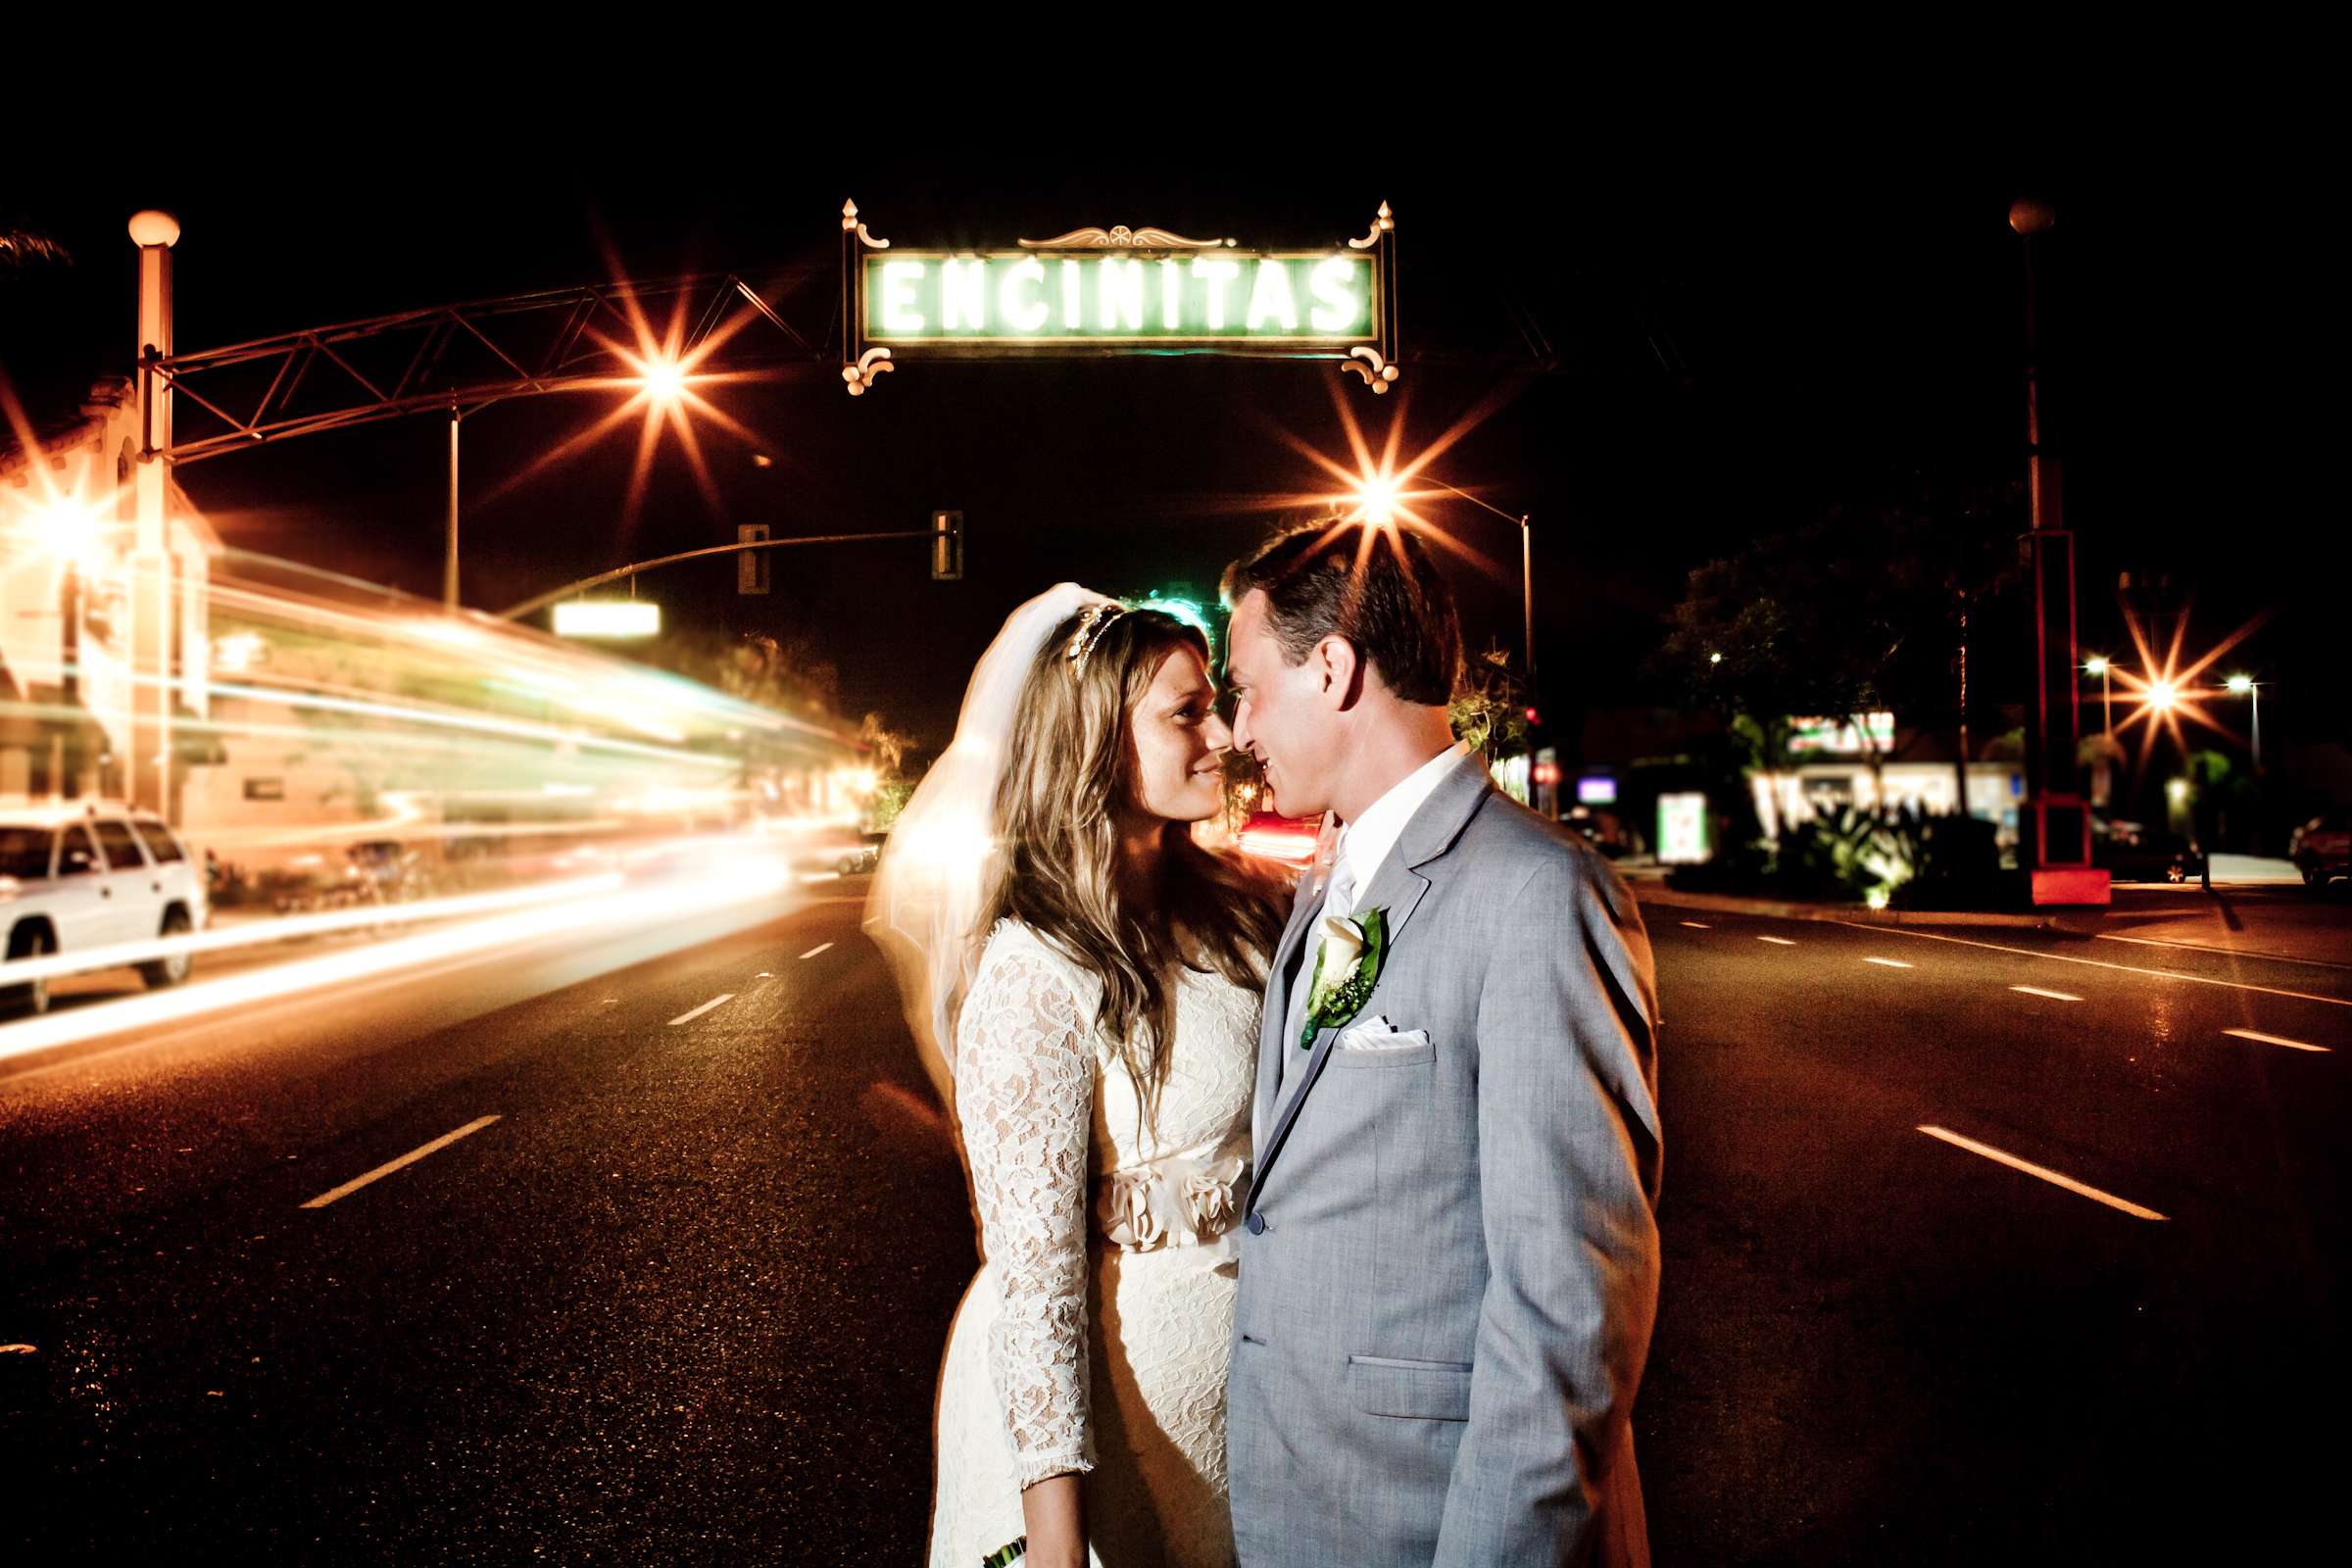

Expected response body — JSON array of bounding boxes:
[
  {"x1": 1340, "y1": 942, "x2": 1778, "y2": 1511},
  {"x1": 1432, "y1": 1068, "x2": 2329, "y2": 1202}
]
[
  {"x1": 839, "y1": 202, "x2": 1399, "y2": 395},
  {"x1": 1658, "y1": 793, "x2": 1711, "y2": 865},
  {"x1": 1786, "y1": 712, "x2": 1896, "y2": 756}
]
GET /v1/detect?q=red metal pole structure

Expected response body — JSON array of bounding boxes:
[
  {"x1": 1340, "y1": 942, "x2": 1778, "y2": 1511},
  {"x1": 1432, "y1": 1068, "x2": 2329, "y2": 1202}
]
[{"x1": 2011, "y1": 197, "x2": 2108, "y2": 906}]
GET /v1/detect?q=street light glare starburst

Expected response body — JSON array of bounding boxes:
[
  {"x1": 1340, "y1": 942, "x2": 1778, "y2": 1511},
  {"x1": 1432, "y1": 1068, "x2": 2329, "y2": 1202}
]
[
  {"x1": 473, "y1": 237, "x2": 776, "y2": 534},
  {"x1": 1245, "y1": 378, "x2": 1532, "y2": 589},
  {"x1": 2104, "y1": 600, "x2": 2269, "y2": 791}
]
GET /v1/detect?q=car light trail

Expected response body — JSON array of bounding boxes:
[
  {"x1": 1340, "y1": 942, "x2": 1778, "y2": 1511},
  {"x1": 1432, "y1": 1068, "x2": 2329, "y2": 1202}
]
[{"x1": 0, "y1": 857, "x2": 799, "y2": 1066}]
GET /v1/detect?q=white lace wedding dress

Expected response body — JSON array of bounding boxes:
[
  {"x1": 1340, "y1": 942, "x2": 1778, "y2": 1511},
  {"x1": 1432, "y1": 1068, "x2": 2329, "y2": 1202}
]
[{"x1": 929, "y1": 918, "x2": 1260, "y2": 1568}]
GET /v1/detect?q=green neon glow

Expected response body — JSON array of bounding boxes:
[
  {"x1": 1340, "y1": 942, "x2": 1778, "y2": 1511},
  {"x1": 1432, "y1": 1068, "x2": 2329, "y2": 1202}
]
[{"x1": 865, "y1": 252, "x2": 1372, "y2": 342}]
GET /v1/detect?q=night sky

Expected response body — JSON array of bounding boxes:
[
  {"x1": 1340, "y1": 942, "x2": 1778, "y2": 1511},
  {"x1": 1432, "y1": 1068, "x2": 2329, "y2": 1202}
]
[{"x1": 4, "y1": 115, "x2": 2327, "y2": 756}]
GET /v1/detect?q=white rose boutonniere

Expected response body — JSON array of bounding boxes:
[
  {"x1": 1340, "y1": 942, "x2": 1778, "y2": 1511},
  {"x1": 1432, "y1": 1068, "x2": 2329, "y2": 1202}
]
[{"x1": 1298, "y1": 906, "x2": 1388, "y2": 1049}]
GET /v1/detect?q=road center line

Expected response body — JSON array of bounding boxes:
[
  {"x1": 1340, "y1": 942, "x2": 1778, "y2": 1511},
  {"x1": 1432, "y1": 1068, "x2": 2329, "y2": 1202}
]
[
  {"x1": 1828, "y1": 920, "x2": 2352, "y2": 1009},
  {"x1": 2010, "y1": 985, "x2": 2083, "y2": 1003},
  {"x1": 1679, "y1": 920, "x2": 1711, "y2": 929},
  {"x1": 1863, "y1": 956, "x2": 1914, "y2": 968},
  {"x1": 1917, "y1": 1126, "x2": 2167, "y2": 1220},
  {"x1": 668, "y1": 993, "x2": 736, "y2": 1026},
  {"x1": 800, "y1": 943, "x2": 835, "y2": 959},
  {"x1": 2223, "y1": 1028, "x2": 2331, "y2": 1054},
  {"x1": 300, "y1": 1115, "x2": 503, "y2": 1209},
  {"x1": 1758, "y1": 936, "x2": 1797, "y2": 947}
]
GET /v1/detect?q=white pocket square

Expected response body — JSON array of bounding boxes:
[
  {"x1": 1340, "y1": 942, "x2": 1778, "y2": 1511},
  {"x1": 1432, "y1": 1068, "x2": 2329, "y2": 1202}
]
[{"x1": 1337, "y1": 1017, "x2": 1432, "y2": 1054}]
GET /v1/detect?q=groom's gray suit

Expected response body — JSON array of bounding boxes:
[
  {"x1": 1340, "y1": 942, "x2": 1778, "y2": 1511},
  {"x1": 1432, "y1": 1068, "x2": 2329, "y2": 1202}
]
[{"x1": 1228, "y1": 751, "x2": 1662, "y2": 1567}]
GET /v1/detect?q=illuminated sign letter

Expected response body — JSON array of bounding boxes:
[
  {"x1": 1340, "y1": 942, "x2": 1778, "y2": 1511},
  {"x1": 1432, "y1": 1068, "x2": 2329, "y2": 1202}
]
[
  {"x1": 1308, "y1": 256, "x2": 1365, "y2": 333},
  {"x1": 879, "y1": 261, "x2": 928, "y2": 333},
  {"x1": 942, "y1": 258, "x2": 988, "y2": 331},
  {"x1": 1059, "y1": 259, "x2": 1083, "y2": 330},
  {"x1": 1000, "y1": 256, "x2": 1049, "y2": 332},
  {"x1": 1246, "y1": 259, "x2": 1298, "y2": 332},
  {"x1": 1099, "y1": 258, "x2": 1145, "y2": 331},
  {"x1": 1159, "y1": 259, "x2": 1184, "y2": 329},
  {"x1": 1193, "y1": 256, "x2": 1243, "y2": 331}
]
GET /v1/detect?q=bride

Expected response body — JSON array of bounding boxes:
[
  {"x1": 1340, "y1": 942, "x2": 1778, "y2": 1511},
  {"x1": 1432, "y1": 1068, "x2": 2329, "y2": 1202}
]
[{"x1": 867, "y1": 584, "x2": 1284, "y2": 1567}]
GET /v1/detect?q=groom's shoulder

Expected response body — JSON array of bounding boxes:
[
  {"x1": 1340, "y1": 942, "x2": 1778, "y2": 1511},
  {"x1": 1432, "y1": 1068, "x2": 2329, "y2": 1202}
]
[{"x1": 1456, "y1": 793, "x2": 1631, "y2": 908}]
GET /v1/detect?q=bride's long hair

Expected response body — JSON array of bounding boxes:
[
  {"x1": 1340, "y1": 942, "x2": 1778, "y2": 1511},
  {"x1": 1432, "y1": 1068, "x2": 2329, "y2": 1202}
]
[{"x1": 973, "y1": 607, "x2": 1285, "y2": 1131}]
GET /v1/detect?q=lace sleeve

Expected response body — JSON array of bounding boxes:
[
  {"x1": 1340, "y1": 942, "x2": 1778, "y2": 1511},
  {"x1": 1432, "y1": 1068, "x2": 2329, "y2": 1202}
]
[{"x1": 956, "y1": 935, "x2": 1098, "y2": 1489}]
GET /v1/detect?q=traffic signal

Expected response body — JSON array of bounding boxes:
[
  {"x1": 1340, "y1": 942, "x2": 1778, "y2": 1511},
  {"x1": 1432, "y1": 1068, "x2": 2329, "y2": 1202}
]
[
  {"x1": 1524, "y1": 706, "x2": 1541, "y2": 725},
  {"x1": 931, "y1": 510, "x2": 964, "y2": 580}
]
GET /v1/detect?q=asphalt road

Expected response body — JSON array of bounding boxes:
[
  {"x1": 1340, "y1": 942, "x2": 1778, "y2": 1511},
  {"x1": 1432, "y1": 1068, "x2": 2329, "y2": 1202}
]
[
  {"x1": 5, "y1": 879, "x2": 2344, "y2": 1562},
  {"x1": 1632, "y1": 892, "x2": 2346, "y2": 1563},
  {"x1": 2, "y1": 881, "x2": 972, "y2": 1561}
]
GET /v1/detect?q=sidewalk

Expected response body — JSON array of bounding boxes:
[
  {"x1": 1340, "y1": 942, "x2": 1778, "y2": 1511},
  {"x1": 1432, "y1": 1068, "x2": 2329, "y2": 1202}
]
[{"x1": 1624, "y1": 856, "x2": 2352, "y2": 961}]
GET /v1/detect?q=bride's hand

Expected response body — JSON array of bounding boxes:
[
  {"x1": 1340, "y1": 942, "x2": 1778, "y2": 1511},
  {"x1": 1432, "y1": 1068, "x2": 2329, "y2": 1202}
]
[{"x1": 1021, "y1": 1473, "x2": 1086, "y2": 1568}]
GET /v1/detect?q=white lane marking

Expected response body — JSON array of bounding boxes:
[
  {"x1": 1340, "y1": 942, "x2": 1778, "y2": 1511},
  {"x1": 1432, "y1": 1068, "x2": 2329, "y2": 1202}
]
[
  {"x1": 799, "y1": 943, "x2": 835, "y2": 959},
  {"x1": 1828, "y1": 921, "x2": 2352, "y2": 1009},
  {"x1": 2011, "y1": 985, "x2": 2083, "y2": 1003},
  {"x1": 1918, "y1": 1126, "x2": 2167, "y2": 1220},
  {"x1": 668, "y1": 993, "x2": 736, "y2": 1026},
  {"x1": 2223, "y1": 1028, "x2": 2331, "y2": 1054},
  {"x1": 2097, "y1": 932, "x2": 2352, "y2": 973},
  {"x1": 1757, "y1": 936, "x2": 1797, "y2": 947},
  {"x1": 1679, "y1": 921, "x2": 1711, "y2": 929},
  {"x1": 300, "y1": 1116, "x2": 502, "y2": 1209},
  {"x1": 1864, "y1": 956, "x2": 1914, "y2": 968}
]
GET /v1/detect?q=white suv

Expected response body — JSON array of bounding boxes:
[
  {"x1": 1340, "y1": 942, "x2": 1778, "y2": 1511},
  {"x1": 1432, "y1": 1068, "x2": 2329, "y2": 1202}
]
[{"x1": 1, "y1": 805, "x2": 207, "y2": 1015}]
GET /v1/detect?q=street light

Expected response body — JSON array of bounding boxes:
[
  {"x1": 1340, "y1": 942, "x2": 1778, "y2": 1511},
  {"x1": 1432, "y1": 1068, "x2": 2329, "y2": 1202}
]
[
  {"x1": 1346, "y1": 471, "x2": 1536, "y2": 689},
  {"x1": 443, "y1": 352, "x2": 710, "y2": 612},
  {"x1": 2146, "y1": 679, "x2": 2180, "y2": 714},
  {"x1": 2083, "y1": 655, "x2": 2113, "y2": 737},
  {"x1": 2227, "y1": 674, "x2": 2262, "y2": 770}
]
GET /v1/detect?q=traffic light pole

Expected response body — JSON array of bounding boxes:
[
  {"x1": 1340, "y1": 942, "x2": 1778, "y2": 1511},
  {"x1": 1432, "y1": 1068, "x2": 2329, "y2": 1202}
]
[{"x1": 496, "y1": 528, "x2": 933, "y2": 621}]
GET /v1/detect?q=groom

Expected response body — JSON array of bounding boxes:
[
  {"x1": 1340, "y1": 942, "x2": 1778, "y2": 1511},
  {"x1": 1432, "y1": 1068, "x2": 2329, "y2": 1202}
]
[{"x1": 1220, "y1": 521, "x2": 1663, "y2": 1567}]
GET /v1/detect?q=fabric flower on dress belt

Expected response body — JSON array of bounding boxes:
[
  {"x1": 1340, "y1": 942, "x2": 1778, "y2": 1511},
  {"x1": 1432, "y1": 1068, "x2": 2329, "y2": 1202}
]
[
  {"x1": 1098, "y1": 1168, "x2": 1168, "y2": 1251},
  {"x1": 1181, "y1": 1155, "x2": 1246, "y2": 1237}
]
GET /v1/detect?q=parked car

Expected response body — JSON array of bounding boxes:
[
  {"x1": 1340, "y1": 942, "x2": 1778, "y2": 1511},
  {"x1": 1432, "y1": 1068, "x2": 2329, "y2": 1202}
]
[
  {"x1": 1, "y1": 805, "x2": 207, "y2": 1015},
  {"x1": 2289, "y1": 810, "x2": 2350, "y2": 891},
  {"x1": 2090, "y1": 814, "x2": 2203, "y2": 884}
]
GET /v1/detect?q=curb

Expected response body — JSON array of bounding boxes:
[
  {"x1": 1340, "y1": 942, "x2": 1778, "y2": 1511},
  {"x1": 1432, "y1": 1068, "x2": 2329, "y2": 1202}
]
[{"x1": 1632, "y1": 885, "x2": 2105, "y2": 936}]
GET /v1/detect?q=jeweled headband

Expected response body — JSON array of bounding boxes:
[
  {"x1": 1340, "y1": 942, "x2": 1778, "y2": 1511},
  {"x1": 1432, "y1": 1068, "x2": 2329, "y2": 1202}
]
[{"x1": 1063, "y1": 599, "x2": 1131, "y2": 670}]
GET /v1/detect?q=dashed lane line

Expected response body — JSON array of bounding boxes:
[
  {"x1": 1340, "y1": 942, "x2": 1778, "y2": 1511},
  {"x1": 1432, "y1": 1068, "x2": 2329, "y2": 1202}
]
[
  {"x1": 667, "y1": 993, "x2": 736, "y2": 1026},
  {"x1": 800, "y1": 943, "x2": 835, "y2": 959},
  {"x1": 1757, "y1": 936, "x2": 1797, "y2": 947},
  {"x1": 1828, "y1": 921, "x2": 2352, "y2": 1009},
  {"x1": 1863, "y1": 956, "x2": 1914, "y2": 969},
  {"x1": 300, "y1": 1116, "x2": 503, "y2": 1209},
  {"x1": 1918, "y1": 1125, "x2": 2167, "y2": 1221},
  {"x1": 1679, "y1": 921, "x2": 1711, "y2": 929},
  {"x1": 2010, "y1": 985, "x2": 2084, "y2": 1003},
  {"x1": 2223, "y1": 1028, "x2": 2331, "y2": 1054}
]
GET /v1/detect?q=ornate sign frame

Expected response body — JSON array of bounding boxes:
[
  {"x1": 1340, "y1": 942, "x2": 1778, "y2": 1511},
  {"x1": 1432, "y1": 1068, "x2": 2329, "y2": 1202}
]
[{"x1": 837, "y1": 200, "x2": 1398, "y2": 396}]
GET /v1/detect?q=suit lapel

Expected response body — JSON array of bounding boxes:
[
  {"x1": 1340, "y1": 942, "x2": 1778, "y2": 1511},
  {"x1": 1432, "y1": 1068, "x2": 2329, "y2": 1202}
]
[
  {"x1": 1247, "y1": 753, "x2": 1494, "y2": 1211},
  {"x1": 1254, "y1": 841, "x2": 1334, "y2": 1161}
]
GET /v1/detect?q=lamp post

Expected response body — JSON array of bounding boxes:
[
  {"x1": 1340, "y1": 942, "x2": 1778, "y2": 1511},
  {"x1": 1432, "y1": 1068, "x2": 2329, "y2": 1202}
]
[
  {"x1": 1351, "y1": 475, "x2": 1536, "y2": 688},
  {"x1": 2227, "y1": 674, "x2": 2262, "y2": 771},
  {"x1": 2084, "y1": 655, "x2": 2113, "y2": 737}
]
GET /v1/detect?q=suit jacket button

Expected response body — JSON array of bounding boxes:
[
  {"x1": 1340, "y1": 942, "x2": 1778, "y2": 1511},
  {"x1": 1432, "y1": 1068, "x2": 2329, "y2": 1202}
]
[{"x1": 1246, "y1": 1212, "x2": 1267, "y2": 1236}]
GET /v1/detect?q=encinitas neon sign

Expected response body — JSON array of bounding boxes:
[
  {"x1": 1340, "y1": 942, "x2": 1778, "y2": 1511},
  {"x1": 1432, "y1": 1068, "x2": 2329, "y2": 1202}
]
[{"x1": 838, "y1": 202, "x2": 1398, "y2": 395}]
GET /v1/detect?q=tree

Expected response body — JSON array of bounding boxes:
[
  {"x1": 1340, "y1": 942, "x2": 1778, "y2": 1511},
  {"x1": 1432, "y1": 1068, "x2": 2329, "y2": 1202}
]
[{"x1": 1655, "y1": 477, "x2": 2023, "y2": 841}]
